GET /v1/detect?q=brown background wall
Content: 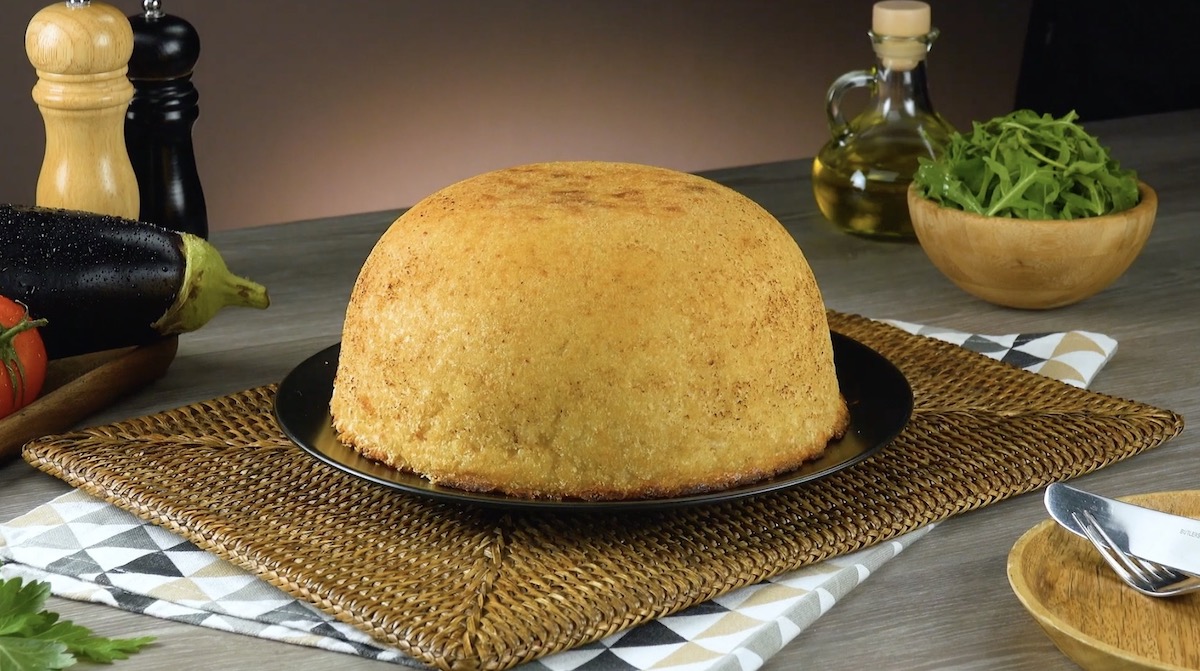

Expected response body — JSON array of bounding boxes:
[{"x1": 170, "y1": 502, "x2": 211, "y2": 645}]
[{"x1": 1, "y1": 0, "x2": 1032, "y2": 231}]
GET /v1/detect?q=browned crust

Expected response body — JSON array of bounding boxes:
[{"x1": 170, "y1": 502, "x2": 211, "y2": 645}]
[{"x1": 336, "y1": 398, "x2": 850, "y2": 502}]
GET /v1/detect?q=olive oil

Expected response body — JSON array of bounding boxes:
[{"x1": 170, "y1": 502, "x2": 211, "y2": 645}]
[
  {"x1": 812, "y1": 132, "x2": 942, "y2": 240},
  {"x1": 812, "y1": 1, "x2": 954, "y2": 241}
]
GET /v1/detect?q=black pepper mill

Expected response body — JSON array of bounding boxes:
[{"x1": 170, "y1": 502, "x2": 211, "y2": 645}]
[{"x1": 125, "y1": 0, "x2": 207, "y2": 238}]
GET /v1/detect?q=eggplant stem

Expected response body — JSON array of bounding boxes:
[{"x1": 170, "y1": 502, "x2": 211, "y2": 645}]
[{"x1": 151, "y1": 233, "x2": 270, "y2": 335}]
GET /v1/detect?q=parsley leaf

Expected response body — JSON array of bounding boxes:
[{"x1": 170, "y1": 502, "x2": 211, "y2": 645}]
[
  {"x1": 0, "y1": 576, "x2": 154, "y2": 669},
  {"x1": 0, "y1": 578, "x2": 52, "y2": 637},
  {"x1": 0, "y1": 637, "x2": 74, "y2": 671},
  {"x1": 913, "y1": 109, "x2": 1139, "y2": 220}
]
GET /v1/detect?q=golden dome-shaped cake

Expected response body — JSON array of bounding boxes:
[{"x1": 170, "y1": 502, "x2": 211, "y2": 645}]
[{"x1": 330, "y1": 161, "x2": 849, "y2": 500}]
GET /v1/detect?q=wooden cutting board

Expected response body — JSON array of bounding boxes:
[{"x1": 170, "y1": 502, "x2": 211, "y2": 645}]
[{"x1": 0, "y1": 336, "x2": 178, "y2": 463}]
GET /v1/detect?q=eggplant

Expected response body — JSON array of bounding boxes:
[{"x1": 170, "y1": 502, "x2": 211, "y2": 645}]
[{"x1": 0, "y1": 204, "x2": 269, "y2": 359}]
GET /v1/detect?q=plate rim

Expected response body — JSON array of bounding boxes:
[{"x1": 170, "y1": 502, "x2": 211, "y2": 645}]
[{"x1": 273, "y1": 332, "x2": 912, "y2": 511}]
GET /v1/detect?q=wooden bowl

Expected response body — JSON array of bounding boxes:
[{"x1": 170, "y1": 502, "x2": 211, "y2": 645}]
[
  {"x1": 907, "y1": 182, "x2": 1157, "y2": 309},
  {"x1": 1008, "y1": 490, "x2": 1200, "y2": 671}
]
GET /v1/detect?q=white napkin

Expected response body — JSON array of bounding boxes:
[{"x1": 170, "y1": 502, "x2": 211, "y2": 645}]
[{"x1": 0, "y1": 322, "x2": 1118, "y2": 670}]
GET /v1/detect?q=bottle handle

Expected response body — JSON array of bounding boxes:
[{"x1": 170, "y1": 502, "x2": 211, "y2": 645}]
[{"x1": 825, "y1": 69, "x2": 875, "y2": 141}]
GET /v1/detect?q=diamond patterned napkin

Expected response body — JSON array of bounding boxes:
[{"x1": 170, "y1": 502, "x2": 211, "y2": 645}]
[{"x1": 0, "y1": 322, "x2": 1118, "y2": 670}]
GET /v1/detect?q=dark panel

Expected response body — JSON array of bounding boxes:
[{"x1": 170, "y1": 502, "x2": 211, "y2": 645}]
[{"x1": 1015, "y1": 0, "x2": 1200, "y2": 120}]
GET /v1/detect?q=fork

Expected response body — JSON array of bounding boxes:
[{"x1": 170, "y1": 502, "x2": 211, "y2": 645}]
[{"x1": 1072, "y1": 510, "x2": 1200, "y2": 598}]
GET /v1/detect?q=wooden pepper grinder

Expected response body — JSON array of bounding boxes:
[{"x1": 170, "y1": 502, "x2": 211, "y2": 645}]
[
  {"x1": 125, "y1": 0, "x2": 208, "y2": 238},
  {"x1": 26, "y1": 0, "x2": 139, "y2": 219}
]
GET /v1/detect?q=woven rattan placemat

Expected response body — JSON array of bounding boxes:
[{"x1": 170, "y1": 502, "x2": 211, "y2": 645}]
[{"x1": 23, "y1": 312, "x2": 1184, "y2": 671}]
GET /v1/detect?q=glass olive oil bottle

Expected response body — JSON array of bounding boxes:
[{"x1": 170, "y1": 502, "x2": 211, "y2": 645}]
[{"x1": 812, "y1": 1, "x2": 954, "y2": 240}]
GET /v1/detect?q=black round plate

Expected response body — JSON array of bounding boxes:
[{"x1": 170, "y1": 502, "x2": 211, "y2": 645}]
[{"x1": 274, "y1": 333, "x2": 912, "y2": 511}]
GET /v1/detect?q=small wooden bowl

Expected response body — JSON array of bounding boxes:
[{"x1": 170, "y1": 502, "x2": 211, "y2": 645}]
[
  {"x1": 1008, "y1": 490, "x2": 1200, "y2": 671},
  {"x1": 907, "y1": 182, "x2": 1157, "y2": 309}
]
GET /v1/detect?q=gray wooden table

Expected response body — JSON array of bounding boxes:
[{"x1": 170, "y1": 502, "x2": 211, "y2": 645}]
[{"x1": 3, "y1": 109, "x2": 1198, "y2": 670}]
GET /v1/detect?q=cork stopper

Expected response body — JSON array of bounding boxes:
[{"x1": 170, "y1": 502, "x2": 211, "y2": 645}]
[
  {"x1": 873, "y1": 1, "x2": 931, "y2": 37},
  {"x1": 871, "y1": 1, "x2": 933, "y2": 72}
]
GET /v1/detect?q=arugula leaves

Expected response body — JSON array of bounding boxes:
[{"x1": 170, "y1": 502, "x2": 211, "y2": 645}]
[
  {"x1": 0, "y1": 577, "x2": 154, "y2": 670},
  {"x1": 913, "y1": 109, "x2": 1139, "y2": 220}
]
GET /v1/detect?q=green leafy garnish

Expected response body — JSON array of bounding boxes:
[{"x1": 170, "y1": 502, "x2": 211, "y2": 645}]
[
  {"x1": 0, "y1": 577, "x2": 154, "y2": 669},
  {"x1": 913, "y1": 109, "x2": 1139, "y2": 219}
]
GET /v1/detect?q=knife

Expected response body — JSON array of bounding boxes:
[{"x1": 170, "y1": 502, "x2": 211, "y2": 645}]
[{"x1": 1044, "y1": 482, "x2": 1200, "y2": 577}]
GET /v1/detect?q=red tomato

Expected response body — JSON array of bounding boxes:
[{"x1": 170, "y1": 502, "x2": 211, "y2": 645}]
[{"x1": 0, "y1": 297, "x2": 48, "y2": 419}]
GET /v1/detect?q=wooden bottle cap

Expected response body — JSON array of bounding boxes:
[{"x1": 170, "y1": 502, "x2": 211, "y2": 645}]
[
  {"x1": 872, "y1": 1, "x2": 931, "y2": 38},
  {"x1": 871, "y1": 1, "x2": 933, "y2": 72}
]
